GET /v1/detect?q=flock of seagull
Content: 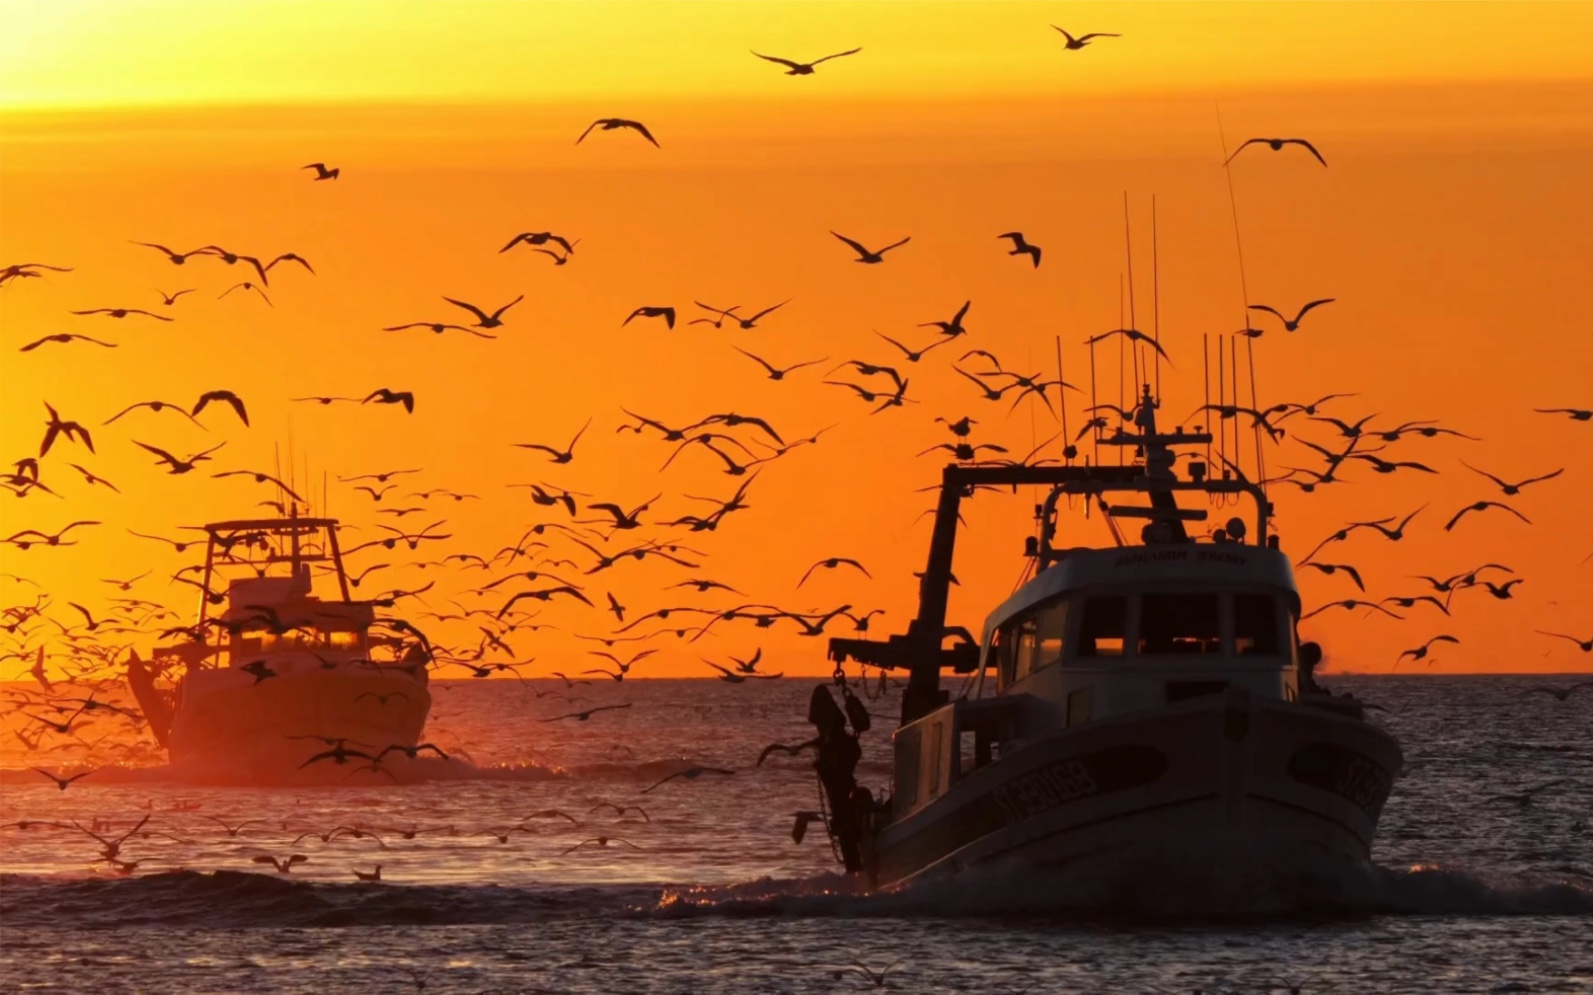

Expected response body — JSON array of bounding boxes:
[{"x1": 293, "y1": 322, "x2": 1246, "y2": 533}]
[{"x1": 2, "y1": 26, "x2": 1591, "y2": 893}]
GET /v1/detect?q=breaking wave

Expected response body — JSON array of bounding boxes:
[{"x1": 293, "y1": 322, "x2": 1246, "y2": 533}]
[{"x1": 7, "y1": 858, "x2": 1587, "y2": 931}]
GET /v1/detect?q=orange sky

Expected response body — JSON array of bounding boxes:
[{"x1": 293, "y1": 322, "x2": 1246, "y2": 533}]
[{"x1": 2, "y1": 2, "x2": 1591, "y2": 676}]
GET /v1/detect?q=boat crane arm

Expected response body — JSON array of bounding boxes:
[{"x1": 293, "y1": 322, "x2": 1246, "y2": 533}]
[{"x1": 829, "y1": 627, "x2": 981, "y2": 674}]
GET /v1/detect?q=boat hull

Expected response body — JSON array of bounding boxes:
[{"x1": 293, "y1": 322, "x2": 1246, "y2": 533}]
[
  {"x1": 165, "y1": 666, "x2": 431, "y2": 783},
  {"x1": 867, "y1": 687, "x2": 1401, "y2": 893}
]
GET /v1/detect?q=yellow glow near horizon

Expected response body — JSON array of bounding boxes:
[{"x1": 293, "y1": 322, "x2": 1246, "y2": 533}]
[{"x1": 4, "y1": 1, "x2": 1593, "y2": 110}]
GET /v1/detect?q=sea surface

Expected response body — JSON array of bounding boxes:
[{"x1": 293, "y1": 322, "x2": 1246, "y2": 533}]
[{"x1": 2, "y1": 675, "x2": 1590, "y2": 994}]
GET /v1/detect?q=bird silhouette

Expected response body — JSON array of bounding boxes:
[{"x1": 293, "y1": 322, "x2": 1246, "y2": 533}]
[
  {"x1": 576, "y1": 118, "x2": 659, "y2": 146},
  {"x1": 443, "y1": 295, "x2": 522, "y2": 329},
  {"x1": 364, "y1": 389, "x2": 415, "y2": 413},
  {"x1": 997, "y1": 232, "x2": 1042, "y2": 267},
  {"x1": 513, "y1": 418, "x2": 592, "y2": 464},
  {"x1": 1226, "y1": 137, "x2": 1327, "y2": 167},
  {"x1": 624, "y1": 306, "x2": 676, "y2": 329},
  {"x1": 831, "y1": 231, "x2": 910, "y2": 264},
  {"x1": 1461, "y1": 462, "x2": 1564, "y2": 496},
  {"x1": 1051, "y1": 27, "x2": 1120, "y2": 49},
  {"x1": 302, "y1": 162, "x2": 340, "y2": 180},
  {"x1": 1444, "y1": 501, "x2": 1531, "y2": 532},
  {"x1": 751, "y1": 47, "x2": 862, "y2": 75},
  {"x1": 1248, "y1": 299, "x2": 1335, "y2": 332}
]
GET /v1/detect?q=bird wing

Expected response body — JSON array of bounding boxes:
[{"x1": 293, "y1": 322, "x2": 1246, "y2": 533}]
[
  {"x1": 1295, "y1": 298, "x2": 1336, "y2": 321},
  {"x1": 622, "y1": 120, "x2": 659, "y2": 146},
  {"x1": 830, "y1": 231, "x2": 872, "y2": 257},
  {"x1": 812, "y1": 47, "x2": 862, "y2": 65},
  {"x1": 751, "y1": 51, "x2": 804, "y2": 70},
  {"x1": 1287, "y1": 138, "x2": 1329, "y2": 166},
  {"x1": 442, "y1": 297, "x2": 490, "y2": 323},
  {"x1": 489, "y1": 295, "x2": 524, "y2": 320},
  {"x1": 133, "y1": 441, "x2": 180, "y2": 465}
]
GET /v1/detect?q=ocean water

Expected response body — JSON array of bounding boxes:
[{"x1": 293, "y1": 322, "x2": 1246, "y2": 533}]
[{"x1": 2, "y1": 675, "x2": 1590, "y2": 994}]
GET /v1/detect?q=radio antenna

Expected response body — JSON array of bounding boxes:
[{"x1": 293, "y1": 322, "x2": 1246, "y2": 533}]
[
  {"x1": 1055, "y1": 335, "x2": 1071, "y2": 461},
  {"x1": 1151, "y1": 194, "x2": 1162, "y2": 400},
  {"x1": 1216, "y1": 102, "x2": 1268, "y2": 496}
]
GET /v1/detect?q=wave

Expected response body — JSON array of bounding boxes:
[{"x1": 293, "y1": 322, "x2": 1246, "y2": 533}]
[
  {"x1": 6, "y1": 858, "x2": 1588, "y2": 930},
  {"x1": 0, "y1": 755, "x2": 743, "y2": 788}
]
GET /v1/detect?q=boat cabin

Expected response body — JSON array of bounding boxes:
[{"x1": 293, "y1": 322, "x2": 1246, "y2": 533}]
[{"x1": 979, "y1": 541, "x2": 1302, "y2": 717}]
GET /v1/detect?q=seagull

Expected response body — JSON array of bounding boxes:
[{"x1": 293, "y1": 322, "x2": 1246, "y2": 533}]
[
  {"x1": 1526, "y1": 679, "x2": 1593, "y2": 704},
  {"x1": 560, "y1": 836, "x2": 645, "y2": 856},
  {"x1": 1248, "y1": 299, "x2": 1335, "y2": 332},
  {"x1": 1050, "y1": 27, "x2": 1120, "y2": 50},
  {"x1": 624, "y1": 306, "x2": 676, "y2": 329},
  {"x1": 997, "y1": 232, "x2": 1041, "y2": 267},
  {"x1": 1461, "y1": 462, "x2": 1564, "y2": 496},
  {"x1": 843, "y1": 959, "x2": 905, "y2": 988},
  {"x1": 500, "y1": 231, "x2": 578, "y2": 255},
  {"x1": 798, "y1": 557, "x2": 871, "y2": 587},
  {"x1": 750, "y1": 47, "x2": 861, "y2": 75},
  {"x1": 734, "y1": 348, "x2": 828, "y2": 381},
  {"x1": 1444, "y1": 501, "x2": 1531, "y2": 532},
  {"x1": 302, "y1": 162, "x2": 340, "y2": 180},
  {"x1": 1225, "y1": 137, "x2": 1328, "y2": 167},
  {"x1": 192, "y1": 390, "x2": 249, "y2": 426},
  {"x1": 383, "y1": 321, "x2": 495, "y2": 339},
  {"x1": 364, "y1": 389, "x2": 415, "y2": 413},
  {"x1": 219, "y1": 281, "x2": 272, "y2": 306},
  {"x1": 831, "y1": 231, "x2": 910, "y2": 264},
  {"x1": 443, "y1": 295, "x2": 522, "y2": 329},
  {"x1": 1485, "y1": 779, "x2": 1565, "y2": 808},
  {"x1": 920, "y1": 300, "x2": 972, "y2": 338},
  {"x1": 157, "y1": 288, "x2": 196, "y2": 305},
  {"x1": 252, "y1": 854, "x2": 309, "y2": 873},
  {"x1": 540, "y1": 703, "x2": 633, "y2": 723},
  {"x1": 1535, "y1": 632, "x2": 1593, "y2": 653},
  {"x1": 130, "y1": 242, "x2": 206, "y2": 265},
  {"x1": 19, "y1": 334, "x2": 116, "y2": 352},
  {"x1": 71, "y1": 307, "x2": 172, "y2": 321},
  {"x1": 1533, "y1": 407, "x2": 1591, "y2": 422},
  {"x1": 1086, "y1": 328, "x2": 1172, "y2": 364},
  {"x1": 31, "y1": 766, "x2": 98, "y2": 791},
  {"x1": 576, "y1": 118, "x2": 659, "y2": 147},
  {"x1": 588, "y1": 802, "x2": 650, "y2": 822},
  {"x1": 1481, "y1": 579, "x2": 1523, "y2": 600},
  {"x1": 134, "y1": 441, "x2": 225, "y2": 474},
  {"x1": 1298, "y1": 562, "x2": 1365, "y2": 591},
  {"x1": 1395, "y1": 635, "x2": 1459, "y2": 666},
  {"x1": 513, "y1": 418, "x2": 592, "y2": 464},
  {"x1": 642, "y1": 766, "x2": 735, "y2": 793}
]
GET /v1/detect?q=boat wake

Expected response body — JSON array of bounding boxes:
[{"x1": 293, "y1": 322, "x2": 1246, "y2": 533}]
[{"x1": 6, "y1": 858, "x2": 1587, "y2": 931}]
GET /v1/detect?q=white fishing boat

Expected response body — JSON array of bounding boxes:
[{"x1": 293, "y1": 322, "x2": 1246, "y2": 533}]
[
  {"x1": 826, "y1": 385, "x2": 1402, "y2": 890},
  {"x1": 125, "y1": 513, "x2": 432, "y2": 782}
]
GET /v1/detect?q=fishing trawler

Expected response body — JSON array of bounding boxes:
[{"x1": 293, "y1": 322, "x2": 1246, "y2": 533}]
[
  {"x1": 125, "y1": 513, "x2": 432, "y2": 782},
  {"x1": 825, "y1": 385, "x2": 1402, "y2": 891}
]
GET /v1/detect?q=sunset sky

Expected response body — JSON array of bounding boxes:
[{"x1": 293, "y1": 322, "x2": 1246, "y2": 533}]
[{"x1": 2, "y1": 1, "x2": 1591, "y2": 677}]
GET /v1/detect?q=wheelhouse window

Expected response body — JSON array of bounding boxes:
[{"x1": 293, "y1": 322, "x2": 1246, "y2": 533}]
[
  {"x1": 1034, "y1": 599, "x2": 1069, "y2": 672},
  {"x1": 1234, "y1": 594, "x2": 1282, "y2": 656},
  {"x1": 1076, "y1": 596, "x2": 1127, "y2": 657},
  {"x1": 1138, "y1": 593, "x2": 1221, "y2": 655},
  {"x1": 1011, "y1": 615, "x2": 1039, "y2": 682}
]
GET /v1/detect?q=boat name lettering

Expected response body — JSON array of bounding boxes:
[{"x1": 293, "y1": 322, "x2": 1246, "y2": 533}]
[
  {"x1": 991, "y1": 759, "x2": 1099, "y2": 822},
  {"x1": 1111, "y1": 549, "x2": 1249, "y2": 568},
  {"x1": 1113, "y1": 550, "x2": 1189, "y2": 567}
]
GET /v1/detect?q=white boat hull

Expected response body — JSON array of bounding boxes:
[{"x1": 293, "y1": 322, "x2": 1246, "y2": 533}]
[{"x1": 866, "y1": 687, "x2": 1401, "y2": 891}]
